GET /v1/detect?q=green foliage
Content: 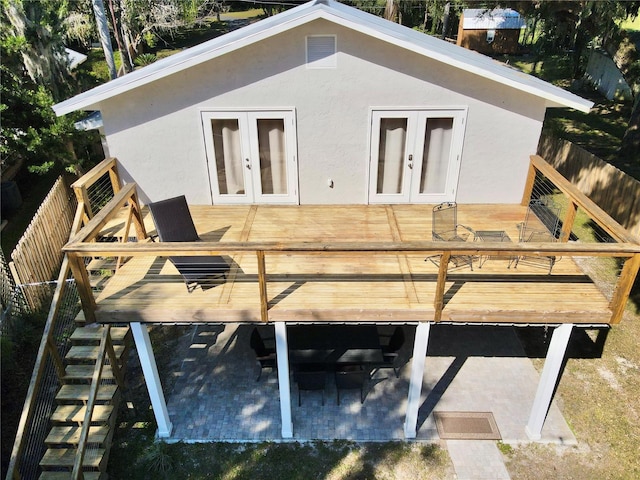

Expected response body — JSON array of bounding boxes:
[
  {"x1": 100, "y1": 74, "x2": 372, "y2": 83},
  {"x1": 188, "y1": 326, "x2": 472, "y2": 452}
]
[{"x1": 134, "y1": 53, "x2": 158, "y2": 67}]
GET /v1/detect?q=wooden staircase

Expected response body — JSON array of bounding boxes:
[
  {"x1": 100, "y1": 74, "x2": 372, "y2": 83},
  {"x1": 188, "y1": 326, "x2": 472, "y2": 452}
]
[{"x1": 39, "y1": 326, "x2": 130, "y2": 480}]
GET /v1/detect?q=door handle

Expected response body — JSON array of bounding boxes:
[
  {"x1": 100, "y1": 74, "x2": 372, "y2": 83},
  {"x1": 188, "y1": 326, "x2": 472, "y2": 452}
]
[
  {"x1": 408, "y1": 154, "x2": 413, "y2": 169},
  {"x1": 245, "y1": 158, "x2": 251, "y2": 169}
]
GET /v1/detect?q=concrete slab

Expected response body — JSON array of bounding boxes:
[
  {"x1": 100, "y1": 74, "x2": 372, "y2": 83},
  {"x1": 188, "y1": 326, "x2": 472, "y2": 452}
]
[
  {"x1": 447, "y1": 440, "x2": 511, "y2": 480},
  {"x1": 155, "y1": 323, "x2": 575, "y2": 445}
]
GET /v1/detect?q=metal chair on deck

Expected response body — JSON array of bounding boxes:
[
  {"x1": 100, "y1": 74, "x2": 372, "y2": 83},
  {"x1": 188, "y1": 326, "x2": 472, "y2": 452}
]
[
  {"x1": 148, "y1": 195, "x2": 229, "y2": 292},
  {"x1": 511, "y1": 199, "x2": 561, "y2": 274},
  {"x1": 427, "y1": 202, "x2": 475, "y2": 270}
]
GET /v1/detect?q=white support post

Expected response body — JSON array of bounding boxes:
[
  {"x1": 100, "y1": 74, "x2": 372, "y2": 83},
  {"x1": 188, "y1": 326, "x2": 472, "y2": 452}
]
[
  {"x1": 404, "y1": 322, "x2": 431, "y2": 439},
  {"x1": 275, "y1": 322, "x2": 293, "y2": 438},
  {"x1": 526, "y1": 323, "x2": 573, "y2": 440},
  {"x1": 130, "y1": 322, "x2": 173, "y2": 438}
]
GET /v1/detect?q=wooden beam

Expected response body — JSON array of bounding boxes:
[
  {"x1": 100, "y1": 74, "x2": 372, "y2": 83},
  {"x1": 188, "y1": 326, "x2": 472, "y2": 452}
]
[
  {"x1": 257, "y1": 250, "x2": 269, "y2": 323},
  {"x1": 63, "y1": 239, "x2": 640, "y2": 257},
  {"x1": 609, "y1": 253, "x2": 640, "y2": 324},
  {"x1": 68, "y1": 253, "x2": 96, "y2": 324},
  {"x1": 521, "y1": 160, "x2": 537, "y2": 206},
  {"x1": 560, "y1": 200, "x2": 577, "y2": 243},
  {"x1": 434, "y1": 253, "x2": 450, "y2": 321}
]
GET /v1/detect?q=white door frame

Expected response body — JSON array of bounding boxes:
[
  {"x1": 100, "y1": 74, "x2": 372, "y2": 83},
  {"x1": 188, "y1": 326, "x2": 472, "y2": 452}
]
[
  {"x1": 201, "y1": 109, "x2": 299, "y2": 205},
  {"x1": 368, "y1": 108, "x2": 467, "y2": 204}
]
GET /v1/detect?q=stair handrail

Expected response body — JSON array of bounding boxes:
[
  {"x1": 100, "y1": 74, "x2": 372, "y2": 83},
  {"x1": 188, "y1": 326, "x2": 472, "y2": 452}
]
[
  {"x1": 71, "y1": 324, "x2": 112, "y2": 480},
  {"x1": 6, "y1": 205, "x2": 85, "y2": 480}
]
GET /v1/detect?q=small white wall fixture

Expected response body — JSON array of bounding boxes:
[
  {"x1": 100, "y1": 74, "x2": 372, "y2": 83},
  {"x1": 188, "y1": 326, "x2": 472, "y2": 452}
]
[
  {"x1": 275, "y1": 322, "x2": 293, "y2": 438},
  {"x1": 131, "y1": 322, "x2": 173, "y2": 438},
  {"x1": 404, "y1": 322, "x2": 432, "y2": 438},
  {"x1": 526, "y1": 323, "x2": 573, "y2": 440}
]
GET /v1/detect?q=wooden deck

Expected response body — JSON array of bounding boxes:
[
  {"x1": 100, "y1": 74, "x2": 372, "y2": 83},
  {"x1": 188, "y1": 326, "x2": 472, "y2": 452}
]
[{"x1": 89, "y1": 204, "x2": 614, "y2": 325}]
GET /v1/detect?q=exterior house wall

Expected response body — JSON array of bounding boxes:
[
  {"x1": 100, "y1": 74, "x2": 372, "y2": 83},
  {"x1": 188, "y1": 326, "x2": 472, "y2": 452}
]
[{"x1": 101, "y1": 19, "x2": 545, "y2": 206}]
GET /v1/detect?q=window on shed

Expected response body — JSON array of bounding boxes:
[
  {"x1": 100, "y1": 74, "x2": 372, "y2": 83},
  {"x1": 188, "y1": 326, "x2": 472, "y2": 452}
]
[{"x1": 306, "y1": 35, "x2": 336, "y2": 68}]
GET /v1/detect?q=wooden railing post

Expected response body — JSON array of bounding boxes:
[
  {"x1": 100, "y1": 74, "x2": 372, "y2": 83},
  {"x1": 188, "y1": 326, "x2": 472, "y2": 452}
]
[
  {"x1": 560, "y1": 200, "x2": 577, "y2": 242},
  {"x1": 433, "y1": 252, "x2": 450, "y2": 321},
  {"x1": 67, "y1": 253, "x2": 96, "y2": 324},
  {"x1": 108, "y1": 162, "x2": 120, "y2": 194},
  {"x1": 521, "y1": 160, "x2": 537, "y2": 206},
  {"x1": 609, "y1": 253, "x2": 640, "y2": 324},
  {"x1": 256, "y1": 250, "x2": 269, "y2": 322},
  {"x1": 130, "y1": 192, "x2": 147, "y2": 241},
  {"x1": 106, "y1": 335, "x2": 125, "y2": 389}
]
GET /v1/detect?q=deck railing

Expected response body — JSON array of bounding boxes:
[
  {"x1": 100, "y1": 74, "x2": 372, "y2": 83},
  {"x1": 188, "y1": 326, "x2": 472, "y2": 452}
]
[{"x1": 62, "y1": 156, "x2": 640, "y2": 327}]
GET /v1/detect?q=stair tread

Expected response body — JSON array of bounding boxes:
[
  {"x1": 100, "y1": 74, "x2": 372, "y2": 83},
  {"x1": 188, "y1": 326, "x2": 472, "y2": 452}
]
[
  {"x1": 56, "y1": 384, "x2": 118, "y2": 403},
  {"x1": 51, "y1": 405, "x2": 114, "y2": 424},
  {"x1": 71, "y1": 326, "x2": 129, "y2": 344},
  {"x1": 39, "y1": 472, "x2": 102, "y2": 480},
  {"x1": 45, "y1": 425, "x2": 110, "y2": 445},
  {"x1": 40, "y1": 447, "x2": 105, "y2": 468},
  {"x1": 65, "y1": 345, "x2": 126, "y2": 362},
  {"x1": 64, "y1": 364, "x2": 115, "y2": 380}
]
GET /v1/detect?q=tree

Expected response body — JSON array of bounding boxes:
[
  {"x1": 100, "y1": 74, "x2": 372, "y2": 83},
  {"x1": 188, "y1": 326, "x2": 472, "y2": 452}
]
[
  {"x1": 92, "y1": 0, "x2": 117, "y2": 80},
  {"x1": 1, "y1": 1, "x2": 97, "y2": 176}
]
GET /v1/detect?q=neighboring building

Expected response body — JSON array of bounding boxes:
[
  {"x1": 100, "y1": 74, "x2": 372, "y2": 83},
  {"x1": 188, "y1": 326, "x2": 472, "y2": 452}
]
[
  {"x1": 54, "y1": 0, "x2": 590, "y2": 208},
  {"x1": 584, "y1": 49, "x2": 632, "y2": 100},
  {"x1": 457, "y1": 8, "x2": 525, "y2": 55}
]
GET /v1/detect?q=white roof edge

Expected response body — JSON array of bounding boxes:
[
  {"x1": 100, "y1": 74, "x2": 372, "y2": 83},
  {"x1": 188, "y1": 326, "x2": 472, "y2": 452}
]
[{"x1": 53, "y1": 0, "x2": 593, "y2": 116}]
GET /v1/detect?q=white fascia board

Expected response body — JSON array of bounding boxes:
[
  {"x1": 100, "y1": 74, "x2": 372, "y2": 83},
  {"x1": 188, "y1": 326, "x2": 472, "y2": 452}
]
[
  {"x1": 321, "y1": 4, "x2": 593, "y2": 112},
  {"x1": 53, "y1": 0, "x2": 593, "y2": 116}
]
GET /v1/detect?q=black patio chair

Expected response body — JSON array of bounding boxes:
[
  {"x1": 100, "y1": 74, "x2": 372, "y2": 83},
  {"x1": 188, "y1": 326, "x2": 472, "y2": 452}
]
[
  {"x1": 250, "y1": 328, "x2": 276, "y2": 381},
  {"x1": 294, "y1": 365, "x2": 327, "y2": 406},
  {"x1": 376, "y1": 327, "x2": 405, "y2": 378},
  {"x1": 335, "y1": 365, "x2": 368, "y2": 405},
  {"x1": 426, "y1": 202, "x2": 475, "y2": 270},
  {"x1": 148, "y1": 195, "x2": 229, "y2": 292}
]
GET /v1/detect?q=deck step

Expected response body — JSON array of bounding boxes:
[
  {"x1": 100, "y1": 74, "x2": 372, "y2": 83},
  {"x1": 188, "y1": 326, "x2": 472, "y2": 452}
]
[
  {"x1": 39, "y1": 471, "x2": 103, "y2": 480},
  {"x1": 56, "y1": 384, "x2": 118, "y2": 404},
  {"x1": 40, "y1": 447, "x2": 106, "y2": 469},
  {"x1": 64, "y1": 364, "x2": 115, "y2": 382},
  {"x1": 51, "y1": 405, "x2": 115, "y2": 425},
  {"x1": 70, "y1": 326, "x2": 130, "y2": 345},
  {"x1": 45, "y1": 425, "x2": 110, "y2": 446},
  {"x1": 65, "y1": 345, "x2": 126, "y2": 364}
]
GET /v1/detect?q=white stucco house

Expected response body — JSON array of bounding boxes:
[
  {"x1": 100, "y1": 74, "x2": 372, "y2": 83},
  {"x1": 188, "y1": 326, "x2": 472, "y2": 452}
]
[{"x1": 53, "y1": 0, "x2": 592, "y2": 208}]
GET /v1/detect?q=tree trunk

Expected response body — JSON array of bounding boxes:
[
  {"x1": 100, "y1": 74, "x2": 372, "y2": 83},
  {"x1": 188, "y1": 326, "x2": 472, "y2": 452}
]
[
  {"x1": 92, "y1": 0, "x2": 117, "y2": 80},
  {"x1": 441, "y1": 2, "x2": 451, "y2": 39},
  {"x1": 107, "y1": 0, "x2": 133, "y2": 74},
  {"x1": 384, "y1": 0, "x2": 398, "y2": 23}
]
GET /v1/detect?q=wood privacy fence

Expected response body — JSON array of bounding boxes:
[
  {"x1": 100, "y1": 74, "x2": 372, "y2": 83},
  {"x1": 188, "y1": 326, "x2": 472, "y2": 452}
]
[
  {"x1": 9, "y1": 176, "x2": 76, "y2": 311},
  {"x1": 538, "y1": 132, "x2": 640, "y2": 240}
]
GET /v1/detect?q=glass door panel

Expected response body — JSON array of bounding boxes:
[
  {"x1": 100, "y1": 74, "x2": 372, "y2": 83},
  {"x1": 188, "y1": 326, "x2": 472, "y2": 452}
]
[
  {"x1": 419, "y1": 117, "x2": 453, "y2": 195},
  {"x1": 211, "y1": 119, "x2": 245, "y2": 195},
  {"x1": 256, "y1": 118, "x2": 287, "y2": 195},
  {"x1": 377, "y1": 118, "x2": 408, "y2": 195}
]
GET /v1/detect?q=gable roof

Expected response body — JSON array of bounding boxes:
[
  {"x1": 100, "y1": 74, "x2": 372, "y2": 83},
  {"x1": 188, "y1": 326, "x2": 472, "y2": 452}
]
[{"x1": 53, "y1": 0, "x2": 592, "y2": 116}]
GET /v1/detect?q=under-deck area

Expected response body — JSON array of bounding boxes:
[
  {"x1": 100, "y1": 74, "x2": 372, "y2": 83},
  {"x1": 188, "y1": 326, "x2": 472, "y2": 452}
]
[{"x1": 88, "y1": 203, "x2": 613, "y2": 325}]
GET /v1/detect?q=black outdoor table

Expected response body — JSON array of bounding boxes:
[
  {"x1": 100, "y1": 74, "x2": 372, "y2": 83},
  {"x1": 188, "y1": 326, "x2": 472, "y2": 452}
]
[{"x1": 287, "y1": 325, "x2": 383, "y2": 366}]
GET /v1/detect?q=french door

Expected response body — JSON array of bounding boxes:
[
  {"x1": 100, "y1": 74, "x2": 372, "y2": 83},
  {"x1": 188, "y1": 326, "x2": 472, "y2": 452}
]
[
  {"x1": 202, "y1": 110, "x2": 298, "y2": 204},
  {"x1": 368, "y1": 109, "x2": 467, "y2": 204}
]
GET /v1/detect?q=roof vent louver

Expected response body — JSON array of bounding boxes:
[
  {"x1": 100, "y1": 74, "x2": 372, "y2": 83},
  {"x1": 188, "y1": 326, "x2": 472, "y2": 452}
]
[{"x1": 306, "y1": 35, "x2": 336, "y2": 68}]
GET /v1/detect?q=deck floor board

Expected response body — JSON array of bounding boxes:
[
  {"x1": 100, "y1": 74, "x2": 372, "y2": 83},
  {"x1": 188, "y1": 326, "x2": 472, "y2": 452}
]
[{"x1": 91, "y1": 204, "x2": 613, "y2": 324}]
